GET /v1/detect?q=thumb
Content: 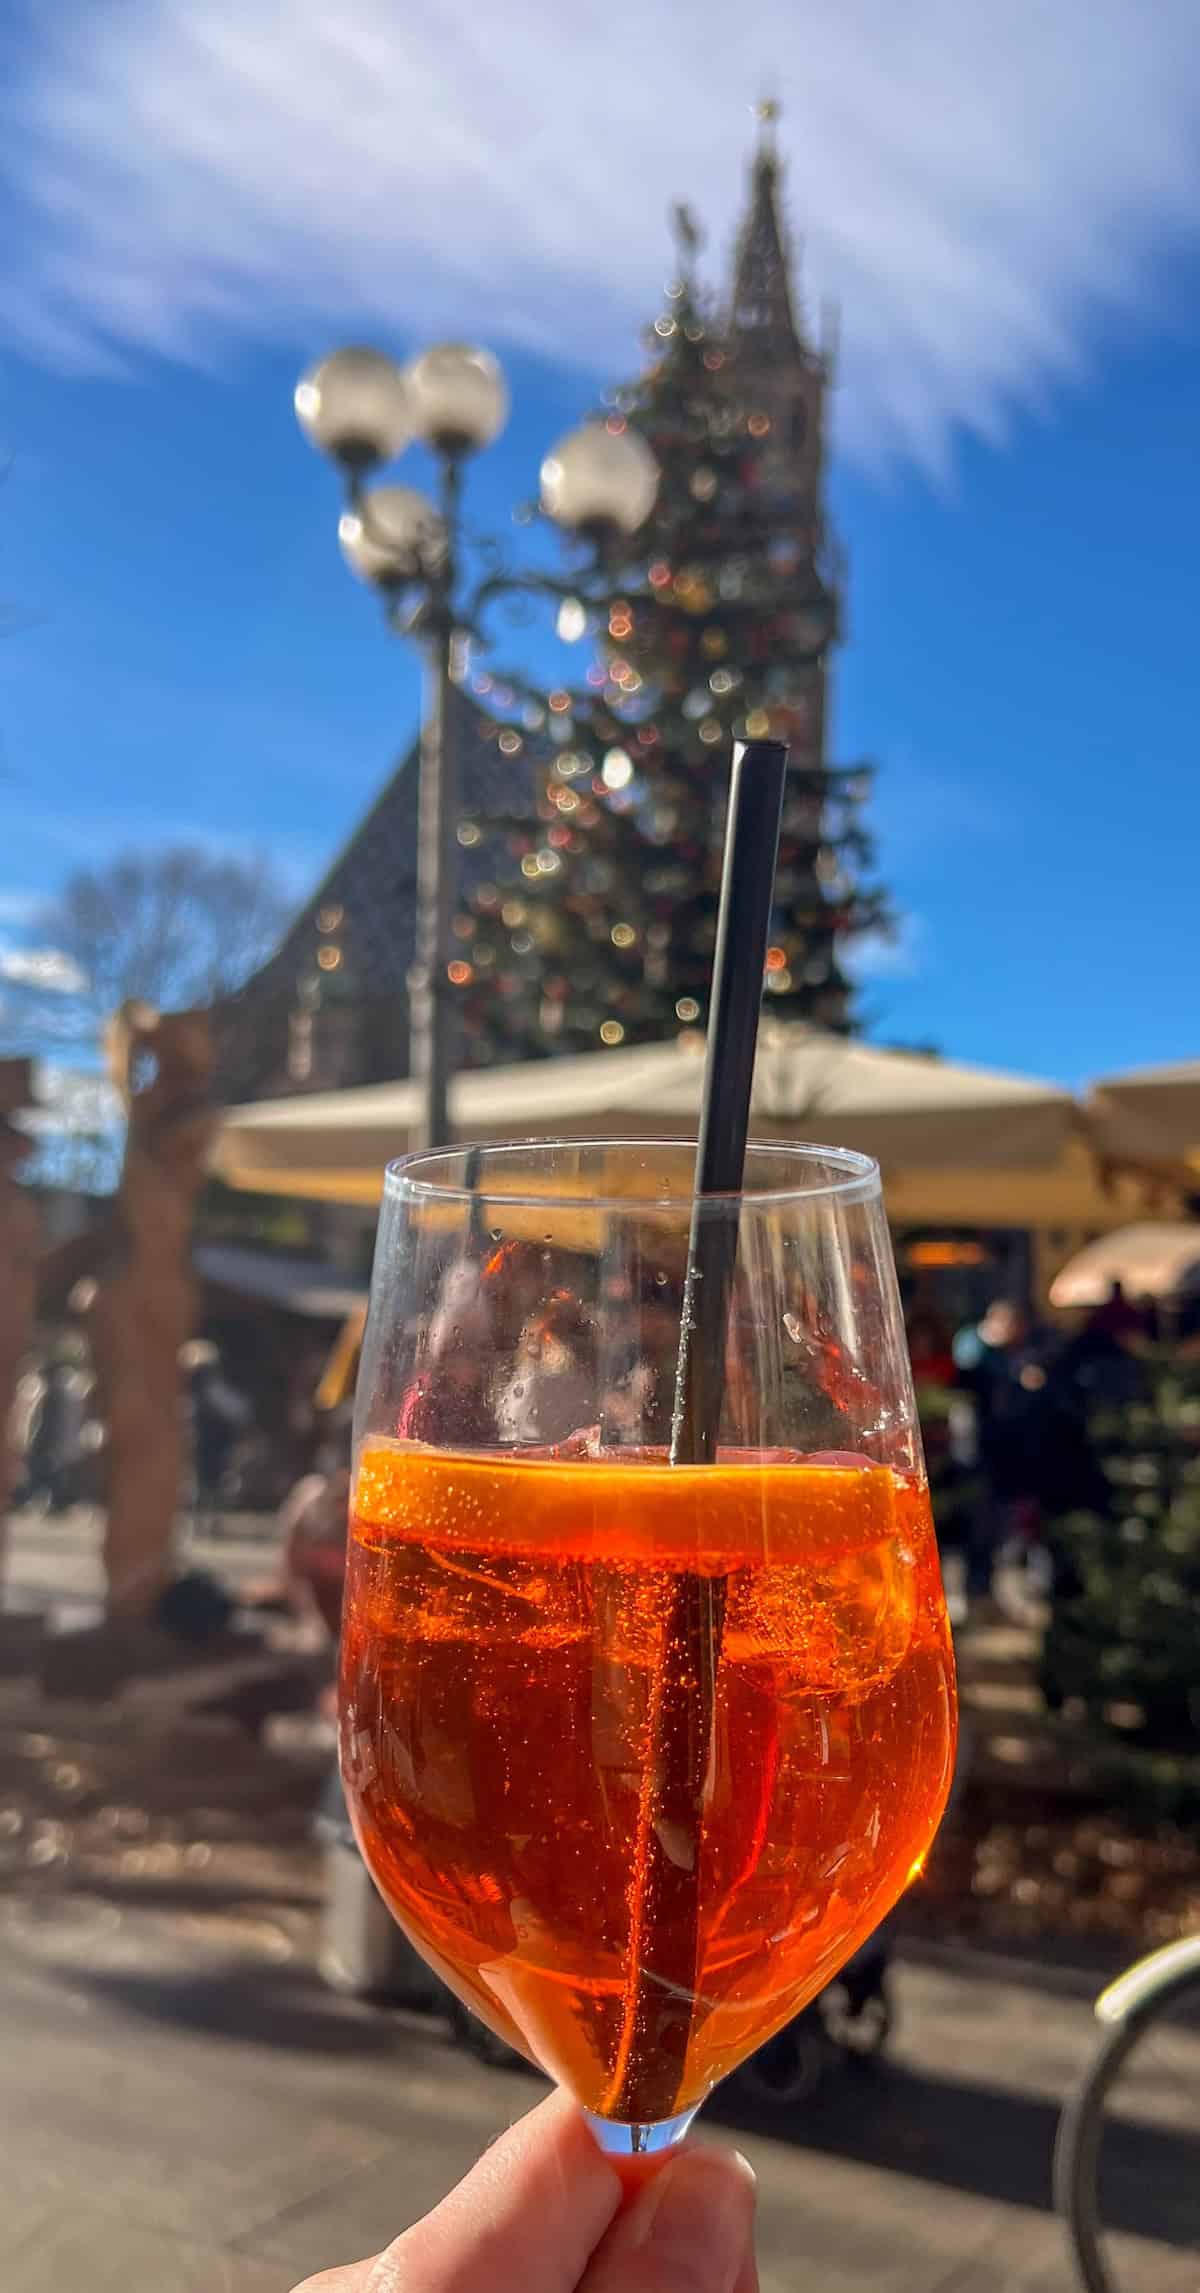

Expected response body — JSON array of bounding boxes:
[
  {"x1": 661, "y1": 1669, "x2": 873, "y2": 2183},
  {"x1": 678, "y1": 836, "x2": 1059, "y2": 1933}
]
[{"x1": 580, "y1": 2145, "x2": 758, "y2": 2293}]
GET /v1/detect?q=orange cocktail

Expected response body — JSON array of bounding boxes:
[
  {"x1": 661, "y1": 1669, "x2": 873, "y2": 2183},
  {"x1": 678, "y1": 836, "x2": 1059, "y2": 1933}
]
[{"x1": 340, "y1": 1438, "x2": 956, "y2": 2124}]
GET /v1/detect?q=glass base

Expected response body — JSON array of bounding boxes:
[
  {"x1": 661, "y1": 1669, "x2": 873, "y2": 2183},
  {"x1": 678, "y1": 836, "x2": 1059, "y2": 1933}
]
[{"x1": 584, "y1": 2106, "x2": 699, "y2": 2156}]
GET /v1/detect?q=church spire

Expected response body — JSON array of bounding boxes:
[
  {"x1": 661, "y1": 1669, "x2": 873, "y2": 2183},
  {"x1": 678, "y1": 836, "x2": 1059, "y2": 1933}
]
[{"x1": 728, "y1": 101, "x2": 805, "y2": 363}]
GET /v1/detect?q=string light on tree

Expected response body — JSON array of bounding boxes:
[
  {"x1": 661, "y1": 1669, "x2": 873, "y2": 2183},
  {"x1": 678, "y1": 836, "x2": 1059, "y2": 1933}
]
[{"x1": 601, "y1": 749, "x2": 635, "y2": 791}]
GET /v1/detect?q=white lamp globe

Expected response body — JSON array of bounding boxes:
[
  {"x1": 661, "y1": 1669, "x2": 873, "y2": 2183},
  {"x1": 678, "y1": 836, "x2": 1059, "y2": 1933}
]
[
  {"x1": 403, "y1": 344, "x2": 509, "y2": 454},
  {"x1": 337, "y1": 485, "x2": 447, "y2": 587},
  {"x1": 540, "y1": 422, "x2": 659, "y2": 537},
  {"x1": 294, "y1": 347, "x2": 413, "y2": 468}
]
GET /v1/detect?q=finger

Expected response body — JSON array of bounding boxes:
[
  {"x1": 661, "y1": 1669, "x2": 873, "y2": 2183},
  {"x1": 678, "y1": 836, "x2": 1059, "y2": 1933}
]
[
  {"x1": 289, "y1": 2270, "x2": 372, "y2": 2292},
  {"x1": 364, "y1": 2088, "x2": 623, "y2": 2293},
  {"x1": 732, "y1": 2227, "x2": 761, "y2": 2293},
  {"x1": 579, "y1": 2143, "x2": 757, "y2": 2293}
]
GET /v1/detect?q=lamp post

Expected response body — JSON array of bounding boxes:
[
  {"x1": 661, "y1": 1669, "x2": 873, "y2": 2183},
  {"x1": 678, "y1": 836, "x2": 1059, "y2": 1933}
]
[{"x1": 295, "y1": 344, "x2": 659, "y2": 1151}]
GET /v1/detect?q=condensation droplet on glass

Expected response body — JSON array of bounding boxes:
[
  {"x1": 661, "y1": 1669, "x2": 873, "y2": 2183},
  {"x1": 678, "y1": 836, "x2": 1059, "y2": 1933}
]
[
  {"x1": 655, "y1": 1271, "x2": 668, "y2": 1287},
  {"x1": 490, "y1": 1228, "x2": 503, "y2": 1243},
  {"x1": 783, "y1": 1312, "x2": 802, "y2": 1343}
]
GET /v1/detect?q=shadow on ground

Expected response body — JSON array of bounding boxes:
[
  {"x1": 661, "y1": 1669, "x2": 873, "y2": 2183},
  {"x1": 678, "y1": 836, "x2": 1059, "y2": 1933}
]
[
  {"x1": 73, "y1": 1960, "x2": 400, "y2": 2056},
  {"x1": 712, "y1": 2044, "x2": 1200, "y2": 2252},
  {"x1": 63, "y1": 1944, "x2": 1200, "y2": 2259}
]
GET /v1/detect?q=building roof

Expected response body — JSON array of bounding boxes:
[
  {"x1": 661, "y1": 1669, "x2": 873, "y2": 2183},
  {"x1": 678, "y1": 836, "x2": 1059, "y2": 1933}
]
[
  {"x1": 213, "y1": 688, "x2": 535, "y2": 1100},
  {"x1": 254, "y1": 687, "x2": 531, "y2": 1001}
]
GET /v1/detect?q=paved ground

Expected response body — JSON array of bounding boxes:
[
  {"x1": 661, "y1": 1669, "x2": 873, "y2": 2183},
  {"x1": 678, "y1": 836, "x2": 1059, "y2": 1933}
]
[
  {"x1": 6, "y1": 1897, "x2": 1200, "y2": 2293},
  {"x1": 4, "y1": 1508, "x2": 1199, "y2": 2293}
]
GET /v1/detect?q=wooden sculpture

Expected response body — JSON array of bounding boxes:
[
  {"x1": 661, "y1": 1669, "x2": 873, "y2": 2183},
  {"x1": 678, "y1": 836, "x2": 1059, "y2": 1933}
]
[{"x1": 87, "y1": 1003, "x2": 216, "y2": 1616}]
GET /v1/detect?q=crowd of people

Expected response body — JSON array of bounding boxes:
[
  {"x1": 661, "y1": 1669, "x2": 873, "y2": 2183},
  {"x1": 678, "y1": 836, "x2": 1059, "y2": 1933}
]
[{"x1": 907, "y1": 1280, "x2": 1161, "y2": 1622}]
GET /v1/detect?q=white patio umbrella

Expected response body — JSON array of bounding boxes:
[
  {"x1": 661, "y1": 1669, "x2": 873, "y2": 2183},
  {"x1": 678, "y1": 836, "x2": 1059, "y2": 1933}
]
[
  {"x1": 1049, "y1": 1223, "x2": 1200, "y2": 1309},
  {"x1": 1087, "y1": 1061, "x2": 1200, "y2": 1166},
  {"x1": 212, "y1": 1025, "x2": 1078, "y2": 1204}
]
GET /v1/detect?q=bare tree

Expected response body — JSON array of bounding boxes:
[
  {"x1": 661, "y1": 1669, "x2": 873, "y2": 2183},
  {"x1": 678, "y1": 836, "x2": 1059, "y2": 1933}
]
[{"x1": 22, "y1": 845, "x2": 291, "y2": 1050}]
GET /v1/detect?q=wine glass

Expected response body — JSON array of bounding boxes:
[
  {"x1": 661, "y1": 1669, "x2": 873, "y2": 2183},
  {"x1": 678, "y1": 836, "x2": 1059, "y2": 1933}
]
[{"x1": 340, "y1": 1138, "x2": 957, "y2": 2154}]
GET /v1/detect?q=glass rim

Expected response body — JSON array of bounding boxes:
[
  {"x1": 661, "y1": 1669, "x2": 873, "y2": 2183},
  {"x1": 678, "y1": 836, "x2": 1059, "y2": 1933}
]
[{"x1": 383, "y1": 1136, "x2": 881, "y2": 1213}]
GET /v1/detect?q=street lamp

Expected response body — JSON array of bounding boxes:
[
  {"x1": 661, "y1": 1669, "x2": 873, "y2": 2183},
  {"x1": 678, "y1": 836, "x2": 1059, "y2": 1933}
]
[{"x1": 296, "y1": 343, "x2": 659, "y2": 1151}]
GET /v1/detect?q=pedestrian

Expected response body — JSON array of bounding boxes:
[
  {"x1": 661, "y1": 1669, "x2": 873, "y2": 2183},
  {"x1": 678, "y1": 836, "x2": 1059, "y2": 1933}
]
[
  {"x1": 280, "y1": 1410, "x2": 354, "y2": 1645},
  {"x1": 25, "y1": 1342, "x2": 89, "y2": 1512},
  {"x1": 184, "y1": 1339, "x2": 252, "y2": 1505},
  {"x1": 905, "y1": 1299, "x2": 957, "y2": 1389},
  {"x1": 1088, "y1": 1278, "x2": 1146, "y2": 1346},
  {"x1": 952, "y1": 1299, "x2": 1052, "y2": 1616},
  {"x1": 1053, "y1": 1285, "x2": 1144, "y2": 1409}
]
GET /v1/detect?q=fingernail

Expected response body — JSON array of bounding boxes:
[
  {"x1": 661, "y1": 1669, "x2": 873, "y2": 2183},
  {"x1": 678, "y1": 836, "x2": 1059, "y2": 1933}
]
[{"x1": 629, "y1": 2146, "x2": 757, "y2": 2291}]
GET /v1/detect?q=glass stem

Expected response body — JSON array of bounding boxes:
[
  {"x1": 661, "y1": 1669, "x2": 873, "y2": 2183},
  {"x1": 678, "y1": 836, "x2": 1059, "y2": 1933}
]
[{"x1": 584, "y1": 2107, "x2": 699, "y2": 2157}]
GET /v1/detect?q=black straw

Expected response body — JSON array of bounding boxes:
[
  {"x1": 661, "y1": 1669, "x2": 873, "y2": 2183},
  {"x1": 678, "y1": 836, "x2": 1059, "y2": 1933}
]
[
  {"x1": 463, "y1": 1142, "x2": 487, "y2": 1251},
  {"x1": 671, "y1": 736, "x2": 790, "y2": 1463},
  {"x1": 605, "y1": 737, "x2": 789, "y2": 2130}
]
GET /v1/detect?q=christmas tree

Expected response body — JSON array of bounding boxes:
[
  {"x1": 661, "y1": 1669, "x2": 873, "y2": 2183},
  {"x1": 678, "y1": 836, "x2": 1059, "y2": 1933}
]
[
  {"x1": 453, "y1": 121, "x2": 890, "y2": 1065},
  {"x1": 1041, "y1": 1356, "x2": 1200, "y2": 1754}
]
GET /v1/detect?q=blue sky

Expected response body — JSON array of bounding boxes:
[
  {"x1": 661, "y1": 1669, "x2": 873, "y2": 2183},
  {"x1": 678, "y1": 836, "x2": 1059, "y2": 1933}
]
[{"x1": 2, "y1": 0, "x2": 1199, "y2": 1087}]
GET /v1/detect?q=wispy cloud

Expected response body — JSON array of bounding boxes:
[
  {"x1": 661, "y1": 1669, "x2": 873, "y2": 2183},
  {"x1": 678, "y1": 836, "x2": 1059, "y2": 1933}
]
[
  {"x1": 0, "y1": 946, "x2": 86, "y2": 993},
  {"x1": 24, "y1": 1064, "x2": 121, "y2": 1134},
  {"x1": 1, "y1": 1, "x2": 1198, "y2": 465}
]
